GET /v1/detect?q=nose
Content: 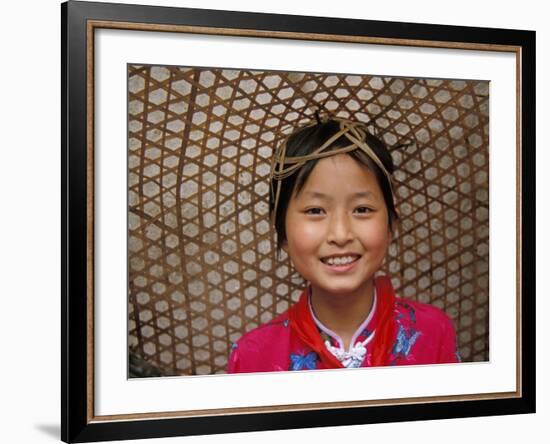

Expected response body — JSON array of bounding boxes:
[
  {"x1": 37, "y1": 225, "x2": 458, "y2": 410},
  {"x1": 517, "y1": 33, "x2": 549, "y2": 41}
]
[{"x1": 327, "y1": 211, "x2": 353, "y2": 246}]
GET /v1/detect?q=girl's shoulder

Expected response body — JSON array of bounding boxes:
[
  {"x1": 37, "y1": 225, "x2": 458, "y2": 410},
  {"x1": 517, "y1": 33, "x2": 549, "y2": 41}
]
[
  {"x1": 227, "y1": 311, "x2": 292, "y2": 373},
  {"x1": 391, "y1": 298, "x2": 459, "y2": 364},
  {"x1": 233, "y1": 311, "x2": 291, "y2": 348},
  {"x1": 394, "y1": 297, "x2": 454, "y2": 331}
]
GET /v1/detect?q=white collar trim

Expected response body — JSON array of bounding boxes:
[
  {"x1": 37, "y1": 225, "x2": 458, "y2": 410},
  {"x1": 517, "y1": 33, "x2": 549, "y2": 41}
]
[{"x1": 308, "y1": 289, "x2": 377, "y2": 368}]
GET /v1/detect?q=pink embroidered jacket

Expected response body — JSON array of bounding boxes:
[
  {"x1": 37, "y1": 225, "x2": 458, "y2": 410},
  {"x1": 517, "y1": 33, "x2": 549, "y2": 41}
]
[{"x1": 227, "y1": 291, "x2": 459, "y2": 373}]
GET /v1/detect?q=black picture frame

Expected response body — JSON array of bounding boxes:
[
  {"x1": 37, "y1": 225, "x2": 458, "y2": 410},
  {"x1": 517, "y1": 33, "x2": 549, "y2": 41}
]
[{"x1": 62, "y1": 1, "x2": 536, "y2": 442}]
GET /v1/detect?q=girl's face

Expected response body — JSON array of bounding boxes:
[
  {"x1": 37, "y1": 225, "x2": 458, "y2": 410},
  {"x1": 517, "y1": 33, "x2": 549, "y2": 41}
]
[{"x1": 283, "y1": 154, "x2": 392, "y2": 299}]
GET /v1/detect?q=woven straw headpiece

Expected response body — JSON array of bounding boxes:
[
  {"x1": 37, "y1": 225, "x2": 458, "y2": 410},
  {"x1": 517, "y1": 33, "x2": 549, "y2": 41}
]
[{"x1": 270, "y1": 117, "x2": 395, "y2": 224}]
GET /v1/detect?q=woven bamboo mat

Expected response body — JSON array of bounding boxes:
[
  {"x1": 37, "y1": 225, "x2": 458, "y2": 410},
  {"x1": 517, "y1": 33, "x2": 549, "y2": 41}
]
[{"x1": 127, "y1": 65, "x2": 489, "y2": 376}]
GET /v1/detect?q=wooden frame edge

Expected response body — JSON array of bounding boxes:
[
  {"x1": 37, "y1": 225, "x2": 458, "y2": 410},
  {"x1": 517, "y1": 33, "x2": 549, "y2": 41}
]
[{"x1": 61, "y1": 1, "x2": 536, "y2": 441}]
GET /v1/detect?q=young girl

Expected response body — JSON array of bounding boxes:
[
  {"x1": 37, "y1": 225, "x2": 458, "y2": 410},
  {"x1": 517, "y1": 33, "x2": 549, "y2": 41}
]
[{"x1": 227, "y1": 117, "x2": 459, "y2": 373}]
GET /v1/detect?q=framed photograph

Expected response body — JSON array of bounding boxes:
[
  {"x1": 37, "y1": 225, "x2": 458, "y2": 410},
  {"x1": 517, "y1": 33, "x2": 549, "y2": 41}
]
[{"x1": 62, "y1": 0, "x2": 535, "y2": 442}]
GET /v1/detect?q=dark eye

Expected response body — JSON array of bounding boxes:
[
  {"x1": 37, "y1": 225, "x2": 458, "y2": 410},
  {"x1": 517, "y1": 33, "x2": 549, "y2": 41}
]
[
  {"x1": 305, "y1": 207, "x2": 325, "y2": 215},
  {"x1": 355, "y1": 206, "x2": 373, "y2": 214}
]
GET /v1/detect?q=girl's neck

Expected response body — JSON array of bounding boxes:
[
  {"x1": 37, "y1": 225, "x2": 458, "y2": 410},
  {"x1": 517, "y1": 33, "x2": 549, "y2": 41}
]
[{"x1": 309, "y1": 280, "x2": 375, "y2": 350}]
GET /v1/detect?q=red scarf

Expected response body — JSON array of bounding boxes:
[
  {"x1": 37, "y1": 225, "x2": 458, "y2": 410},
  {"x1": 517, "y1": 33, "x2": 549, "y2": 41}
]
[{"x1": 288, "y1": 275, "x2": 397, "y2": 368}]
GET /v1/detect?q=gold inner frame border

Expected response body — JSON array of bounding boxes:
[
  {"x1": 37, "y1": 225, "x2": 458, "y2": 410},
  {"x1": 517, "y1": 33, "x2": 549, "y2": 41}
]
[{"x1": 86, "y1": 18, "x2": 523, "y2": 423}]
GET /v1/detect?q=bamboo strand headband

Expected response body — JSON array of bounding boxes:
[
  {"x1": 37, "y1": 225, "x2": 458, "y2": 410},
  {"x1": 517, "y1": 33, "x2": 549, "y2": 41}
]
[{"x1": 269, "y1": 117, "x2": 396, "y2": 224}]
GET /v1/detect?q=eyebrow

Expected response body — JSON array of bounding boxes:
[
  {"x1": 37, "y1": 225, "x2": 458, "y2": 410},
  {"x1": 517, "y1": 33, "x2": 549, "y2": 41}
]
[{"x1": 301, "y1": 190, "x2": 373, "y2": 199}]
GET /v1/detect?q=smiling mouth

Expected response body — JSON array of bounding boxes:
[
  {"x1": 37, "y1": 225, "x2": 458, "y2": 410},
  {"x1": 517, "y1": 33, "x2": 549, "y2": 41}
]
[{"x1": 320, "y1": 255, "x2": 360, "y2": 266}]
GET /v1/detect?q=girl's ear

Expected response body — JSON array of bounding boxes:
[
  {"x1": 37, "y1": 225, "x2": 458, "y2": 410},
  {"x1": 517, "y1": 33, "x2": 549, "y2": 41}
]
[
  {"x1": 389, "y1": 229, "x2": 394, "y2": 246},
  {"x1": 387, "y1": 217, "x2": 397, "y2": 244},
  {"x1": 281, "y1": 240, "x2": 288, "y2": 253},
  {"x1": 389, "y1": 208, "x2": 399, "y2": 240}
]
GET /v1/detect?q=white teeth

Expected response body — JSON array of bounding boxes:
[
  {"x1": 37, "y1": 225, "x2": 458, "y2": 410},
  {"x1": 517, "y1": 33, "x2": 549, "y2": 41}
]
[{"x1": 324, "y1": 255, "x2": 356, "y2": 266}]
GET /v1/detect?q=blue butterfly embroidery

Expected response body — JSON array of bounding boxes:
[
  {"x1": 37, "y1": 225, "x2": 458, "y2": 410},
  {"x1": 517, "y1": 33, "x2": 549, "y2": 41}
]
[
  {"x1": 396, "y1": 301, "x2": 416, "y2": 323},
  {"x1": 392, "y1": 324, "x2": 421, "y2": 357},
  {"x1": 289, "y1": 352, "x2": 318, "y2": 371}
]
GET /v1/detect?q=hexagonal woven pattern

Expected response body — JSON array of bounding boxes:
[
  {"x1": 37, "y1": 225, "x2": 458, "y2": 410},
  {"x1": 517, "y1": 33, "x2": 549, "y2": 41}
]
[{"x1": 127, "y1": 65, "x2": 489, "y2": 376}]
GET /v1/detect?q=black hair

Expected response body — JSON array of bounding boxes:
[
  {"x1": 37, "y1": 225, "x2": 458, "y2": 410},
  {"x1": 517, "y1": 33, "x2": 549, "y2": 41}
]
[{"x1": 270, "y1": 119, "x2": 398, "y2": 252}]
